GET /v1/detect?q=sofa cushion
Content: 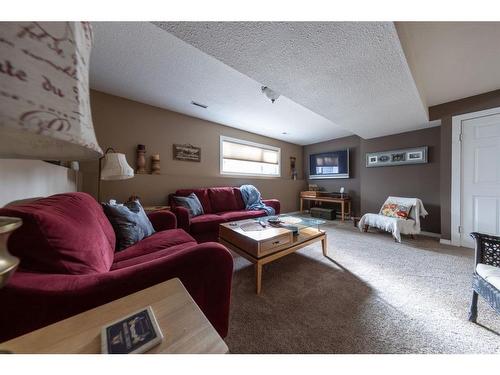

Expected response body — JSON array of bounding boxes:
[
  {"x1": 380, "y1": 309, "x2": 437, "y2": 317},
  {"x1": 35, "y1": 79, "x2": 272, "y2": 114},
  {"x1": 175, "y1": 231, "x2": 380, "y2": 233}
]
[
  {"x1": 217, "y1": 210, "x2": 267, "y2": 222},
  {"x1": 208, "y1": 187, "x2": 240, "y2": 212},
  {"x1": 112, "y1": 229, "x2": 197, "y2": 268},
  {"x1": 175, "y1": 189, "x2": 212, "y2": 214},
  {"x1": 0, "y1": 192, "x2": 115, "y2": 274},
  {"x1": 172, "y1": 193, "x2": 204, "y2": 217},
  {"x1": 102, "y1": 199, "x2": 155, "y2": 251},
  {"x1": 476, "y1": 263, "x2": 500, "y2": 290},
  {"x1": 190, "y1": 214, "x2": 226, "y2": 234},
  {"x1": 233, "y1": 188, "x2": 246, "y2": 210}
]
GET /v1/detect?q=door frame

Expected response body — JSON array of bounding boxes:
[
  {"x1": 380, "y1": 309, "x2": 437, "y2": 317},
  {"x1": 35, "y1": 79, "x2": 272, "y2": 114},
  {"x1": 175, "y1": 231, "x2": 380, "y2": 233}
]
[{"x1": 451, "y1": 106, "x2": 500, "y2": 247}]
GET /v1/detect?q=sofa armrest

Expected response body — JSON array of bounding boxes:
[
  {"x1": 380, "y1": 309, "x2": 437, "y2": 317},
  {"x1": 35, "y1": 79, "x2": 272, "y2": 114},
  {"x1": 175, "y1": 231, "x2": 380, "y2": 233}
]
[
  {"x1": 147, "y1": 209, "x2": 177, "y2": 231},
  {"x1": 172, "y1": 206, "x2": 191, "y2": 232},
  {"x1": 263, "y1": 199, "x2": 280, "y2": 215},
  {"x1": 0, "y1": 242, "x2": 233, "y2": 341}
]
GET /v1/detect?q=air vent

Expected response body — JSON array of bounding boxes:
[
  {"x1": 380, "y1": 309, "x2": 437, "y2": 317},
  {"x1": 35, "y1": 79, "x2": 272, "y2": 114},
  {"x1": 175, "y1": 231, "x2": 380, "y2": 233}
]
[{"x1": 191, "y1": 101, "x2": 208, "y2": 109}]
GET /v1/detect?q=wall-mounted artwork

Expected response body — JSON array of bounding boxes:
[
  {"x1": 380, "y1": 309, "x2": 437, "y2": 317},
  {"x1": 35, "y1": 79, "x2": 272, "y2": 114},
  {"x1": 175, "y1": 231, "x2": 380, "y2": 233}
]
[
  {"x1": 173, "y1": 144, "x2": 201, "y2": 162},
  {"x1": 366, "y1": 146, "x2": 428, "y2": 167}
]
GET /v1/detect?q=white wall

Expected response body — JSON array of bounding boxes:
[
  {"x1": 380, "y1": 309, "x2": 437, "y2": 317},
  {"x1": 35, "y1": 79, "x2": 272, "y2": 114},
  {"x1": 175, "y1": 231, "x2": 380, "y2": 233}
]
[{"x1": 0, "y1": 160, "x2": 78, "y2": 207}]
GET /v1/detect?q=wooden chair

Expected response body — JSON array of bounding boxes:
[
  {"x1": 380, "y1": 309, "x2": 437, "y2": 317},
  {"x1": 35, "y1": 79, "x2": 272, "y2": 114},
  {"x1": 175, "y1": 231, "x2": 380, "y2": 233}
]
[{"x1": 468, "y1": 232, "x2": 500, "y2": 323}]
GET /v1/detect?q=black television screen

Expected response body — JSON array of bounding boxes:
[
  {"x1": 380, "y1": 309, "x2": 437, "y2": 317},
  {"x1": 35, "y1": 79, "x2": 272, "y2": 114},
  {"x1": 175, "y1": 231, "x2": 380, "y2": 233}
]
[{"x1": 309, "y1": 149, "x2": 349, "y2": 179}]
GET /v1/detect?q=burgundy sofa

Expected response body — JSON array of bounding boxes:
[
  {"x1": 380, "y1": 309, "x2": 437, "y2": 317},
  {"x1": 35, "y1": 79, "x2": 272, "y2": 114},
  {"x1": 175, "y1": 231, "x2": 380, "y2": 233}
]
[
  {"x1": 0, "y1": 192, "x2": 233, "y2": 342},
  {"x1": 168, "y1": 187, "x2": 280, "y2": 243}
]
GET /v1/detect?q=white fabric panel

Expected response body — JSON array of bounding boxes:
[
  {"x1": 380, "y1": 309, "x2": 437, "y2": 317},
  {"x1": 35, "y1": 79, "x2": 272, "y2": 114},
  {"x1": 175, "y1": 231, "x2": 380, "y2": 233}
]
[
  {"x1": 476, "y1": 263, "x2": 500, "y2": 290},
  {"x1": 359, "y1": 196, "x2": 428, "y2": 242}
]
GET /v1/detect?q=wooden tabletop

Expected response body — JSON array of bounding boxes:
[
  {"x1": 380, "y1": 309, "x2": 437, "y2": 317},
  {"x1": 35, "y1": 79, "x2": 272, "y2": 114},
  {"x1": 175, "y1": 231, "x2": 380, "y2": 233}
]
[{"x1": 0, "y1": 278, "x2": 228, "y2": 354}]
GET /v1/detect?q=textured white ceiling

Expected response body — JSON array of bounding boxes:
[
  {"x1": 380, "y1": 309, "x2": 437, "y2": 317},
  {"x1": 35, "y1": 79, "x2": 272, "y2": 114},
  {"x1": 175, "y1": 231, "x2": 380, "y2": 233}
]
[
  {"x1": 89, "y1": 22, "x2": 352, "y2": 146},
  {"x1": 155, "y1": 22, "x2": 430, "y2": 139},
  {"x1": 396, "y1": 22, "x2": 500, "y2": 107}
]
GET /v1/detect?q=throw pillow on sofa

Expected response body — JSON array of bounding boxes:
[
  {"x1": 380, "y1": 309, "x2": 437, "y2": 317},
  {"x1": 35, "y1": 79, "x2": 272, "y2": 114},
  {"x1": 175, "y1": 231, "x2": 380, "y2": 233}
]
[
  {"x1": 173, "y1": 192, "x2": 204, "y2": 217},
  {"x1": 102, "y1": 199, "x2": 155, "y2": 251}
]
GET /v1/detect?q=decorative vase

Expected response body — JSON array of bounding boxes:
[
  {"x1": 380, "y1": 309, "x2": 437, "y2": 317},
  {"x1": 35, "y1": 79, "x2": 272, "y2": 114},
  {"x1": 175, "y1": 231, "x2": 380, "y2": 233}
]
[
  {"x1": 136, "y1": 144, "x2": 147, "y2": 174},
  {"x1": 290, "y1": 156, "x2": 297, "y2": 180},
  {"x1": 151, "y1": 154, "x2": 160, "y2": 175}
]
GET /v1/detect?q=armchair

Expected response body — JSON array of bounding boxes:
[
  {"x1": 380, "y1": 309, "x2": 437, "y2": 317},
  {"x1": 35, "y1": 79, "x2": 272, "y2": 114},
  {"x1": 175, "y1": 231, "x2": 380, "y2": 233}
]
[
  {"x1": 358, "y1": 196, "x2": 428, "y2": 242},
  {"x1": 468, "y1": 232, "x2": 500, "y2": 322}
]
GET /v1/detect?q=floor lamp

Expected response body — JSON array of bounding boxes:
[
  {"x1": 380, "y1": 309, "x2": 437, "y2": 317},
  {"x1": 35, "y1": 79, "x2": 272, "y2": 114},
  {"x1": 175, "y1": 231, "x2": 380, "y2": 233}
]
[
  {"x1": 0, "y1": 22, "x2": 103, "y2": 288},
  {"x1": 98, "y1": 148, "x2": 135, "y2": 202}
]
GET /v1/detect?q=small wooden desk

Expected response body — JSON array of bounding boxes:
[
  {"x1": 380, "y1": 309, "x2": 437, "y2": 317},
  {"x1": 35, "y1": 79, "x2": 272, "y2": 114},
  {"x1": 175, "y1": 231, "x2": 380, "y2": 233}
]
[
  {"x1": 0, "y1": 278, "x2": 228, "y2": 354},
  {"x1": 300, "y1": 195, "x2": 352, "y2": 221}
]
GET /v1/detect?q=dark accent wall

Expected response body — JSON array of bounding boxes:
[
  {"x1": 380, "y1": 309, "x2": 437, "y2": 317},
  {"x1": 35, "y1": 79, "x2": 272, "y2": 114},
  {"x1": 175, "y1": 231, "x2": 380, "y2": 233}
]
[
  {"x1": 429, "y1": 90, "x2": 500, "y2": 240},
  {"x1": 304, "y1": 127, "x2": 442, "y2": 234},
  {"x1": 304, "y1": 136, "x2": 361, "y2": 215},
  {"x1": 360, "y1": 127, "x2": 441, "y2": 233}
]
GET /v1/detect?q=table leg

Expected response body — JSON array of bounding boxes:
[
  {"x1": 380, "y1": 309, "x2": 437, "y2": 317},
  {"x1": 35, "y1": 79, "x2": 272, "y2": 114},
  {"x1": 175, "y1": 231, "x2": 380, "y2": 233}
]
[
  {"x1": 341, "y1": 201, "x2": 345, "y2": 221},
  {"x1": 321, "y1": 235, "x2": 328, "y2": 257},
  {"x1": 348, "y1": 201, "x2": 351, "y2": 219},
  {"x1": 300, "y1": 198, "x2": 303, "y2": 213},
  {"x1": 255, "y1": 263, "x2": 262, "y2": 295}
]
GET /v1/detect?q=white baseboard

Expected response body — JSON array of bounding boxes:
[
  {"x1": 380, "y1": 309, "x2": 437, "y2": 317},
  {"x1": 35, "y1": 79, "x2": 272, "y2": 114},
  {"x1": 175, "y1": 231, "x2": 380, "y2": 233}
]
[{"x1": 439, "y1": 239, "x2": 452, "y2": 245}]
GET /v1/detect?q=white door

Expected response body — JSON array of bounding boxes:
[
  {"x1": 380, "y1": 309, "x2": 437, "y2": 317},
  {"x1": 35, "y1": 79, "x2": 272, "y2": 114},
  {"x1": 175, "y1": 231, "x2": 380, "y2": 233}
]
[{"x1": 461, "y1": 112, "x2": 500, "y2": 248}]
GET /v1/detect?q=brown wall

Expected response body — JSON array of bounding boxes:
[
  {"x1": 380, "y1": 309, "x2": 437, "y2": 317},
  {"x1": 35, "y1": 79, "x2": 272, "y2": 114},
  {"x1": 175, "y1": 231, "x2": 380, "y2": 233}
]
[
  {"x1": 303, "y1": 136, "x2": 362, "y2": 215},
  {"x1": 81, "y1": 90, "x2": 306, "y2": 212},
  {"x1": 360, "y1": 127, "x2": 441, "y2": 233},
  {"x1": 304, "y1": 127, "x2": 442, "y2": 233},
  {"x1": 429, "y1": 90, "x2": 500, "y2": 240}
]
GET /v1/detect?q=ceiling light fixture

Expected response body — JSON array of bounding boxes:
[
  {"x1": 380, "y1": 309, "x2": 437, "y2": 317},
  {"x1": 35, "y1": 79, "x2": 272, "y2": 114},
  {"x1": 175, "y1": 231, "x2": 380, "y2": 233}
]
[
  {"x1": 191, "y1": 101, "x2": 208, "y2": 109},
  {"x1": 261, "y1": 86, "x2": 280, "y2": 103}
]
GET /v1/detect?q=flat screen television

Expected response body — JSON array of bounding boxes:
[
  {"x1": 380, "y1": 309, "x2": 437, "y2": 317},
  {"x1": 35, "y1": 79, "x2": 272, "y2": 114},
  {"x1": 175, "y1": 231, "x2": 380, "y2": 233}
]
[{"x1": 309, "y1": 149, "x2": 349, "y2": 179}]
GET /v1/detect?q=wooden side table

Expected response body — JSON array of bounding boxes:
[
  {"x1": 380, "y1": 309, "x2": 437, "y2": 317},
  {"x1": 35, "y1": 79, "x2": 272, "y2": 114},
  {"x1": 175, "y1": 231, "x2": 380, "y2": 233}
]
[
  {"x1": 0, "y1": 278, "x2": 228, "y2": 354},
  {"x1": 299, "y1": 194, "x2": 352, "y2": 221}
]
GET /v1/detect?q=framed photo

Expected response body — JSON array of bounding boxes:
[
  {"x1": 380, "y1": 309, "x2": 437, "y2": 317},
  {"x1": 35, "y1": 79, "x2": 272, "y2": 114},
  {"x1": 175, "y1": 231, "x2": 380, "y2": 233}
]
[
  {"x1": 407, "y1": 150, "x2": 424, "y2": 161},
  {"x1": 173, "y1": 144, "x2": 201, "y2": 162},
  {"x1": 366, "y1": 146, "x2": 428, "y2": 167},
  {"x1": 391, "y1": 152, "x2": 406, "y2": 162}
]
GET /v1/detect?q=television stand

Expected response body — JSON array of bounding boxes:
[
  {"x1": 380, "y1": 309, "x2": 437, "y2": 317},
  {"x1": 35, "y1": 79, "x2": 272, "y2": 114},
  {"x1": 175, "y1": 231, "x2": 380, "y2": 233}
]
[{"x1": 299, "y1": 193, "x2": 352, "y2": 221}]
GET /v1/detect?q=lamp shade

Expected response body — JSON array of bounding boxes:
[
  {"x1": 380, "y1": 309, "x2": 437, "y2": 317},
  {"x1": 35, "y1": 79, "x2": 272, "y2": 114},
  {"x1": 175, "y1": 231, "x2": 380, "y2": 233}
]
[
  {"x1": 101, "y1": 152, "x2": 134, "y2": 180},
  {"x1": 0, "y1": 22, "x2": 103, "y2": 160}
]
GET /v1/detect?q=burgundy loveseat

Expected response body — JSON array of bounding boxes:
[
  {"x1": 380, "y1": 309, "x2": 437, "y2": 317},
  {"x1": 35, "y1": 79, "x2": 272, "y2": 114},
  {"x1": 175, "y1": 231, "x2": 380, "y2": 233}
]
[
  {"x1": 0, "y1": 192, "x2": 233, "y2": 342},
  {"x1": 168, "y1": 187, "x2": 280, "y2": 243}
]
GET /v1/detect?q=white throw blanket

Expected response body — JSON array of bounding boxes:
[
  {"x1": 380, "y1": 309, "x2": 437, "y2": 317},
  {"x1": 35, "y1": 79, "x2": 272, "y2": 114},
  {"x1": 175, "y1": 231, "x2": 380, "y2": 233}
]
[{"x1": 358, "y1": 197, "x2": 428, "y2": 242}]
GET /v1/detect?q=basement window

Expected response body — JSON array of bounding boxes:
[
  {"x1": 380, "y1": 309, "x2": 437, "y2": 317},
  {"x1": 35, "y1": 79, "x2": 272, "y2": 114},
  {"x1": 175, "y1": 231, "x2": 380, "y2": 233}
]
[{"x1": 220, "y1": 136, "x2": 281, "y2": 177}]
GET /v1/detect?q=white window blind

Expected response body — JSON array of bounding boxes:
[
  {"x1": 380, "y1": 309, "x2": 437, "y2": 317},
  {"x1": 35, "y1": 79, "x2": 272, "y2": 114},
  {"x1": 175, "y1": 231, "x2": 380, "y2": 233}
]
[{"x1": 220, "y1": 136, "x2": 281, "y2": 177}]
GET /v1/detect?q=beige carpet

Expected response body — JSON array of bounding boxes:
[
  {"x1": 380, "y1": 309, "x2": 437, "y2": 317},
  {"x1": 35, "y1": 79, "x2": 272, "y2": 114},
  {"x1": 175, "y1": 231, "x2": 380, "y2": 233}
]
[{"x1": 224, "y1": 219, "x2": 500, "y2": 353}]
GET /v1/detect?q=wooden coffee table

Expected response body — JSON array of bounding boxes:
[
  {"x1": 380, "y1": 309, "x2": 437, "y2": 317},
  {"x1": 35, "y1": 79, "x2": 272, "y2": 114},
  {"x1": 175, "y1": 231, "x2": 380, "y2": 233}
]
[{"x1": 219, "y1": 215, "x2": 328, "y2": 295}]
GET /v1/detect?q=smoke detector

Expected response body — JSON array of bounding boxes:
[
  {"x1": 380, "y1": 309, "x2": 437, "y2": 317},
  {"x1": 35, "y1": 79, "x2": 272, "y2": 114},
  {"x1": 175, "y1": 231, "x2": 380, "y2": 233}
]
[{"x1": 261, "y1": 86, "x2": 280, "y2": 103}]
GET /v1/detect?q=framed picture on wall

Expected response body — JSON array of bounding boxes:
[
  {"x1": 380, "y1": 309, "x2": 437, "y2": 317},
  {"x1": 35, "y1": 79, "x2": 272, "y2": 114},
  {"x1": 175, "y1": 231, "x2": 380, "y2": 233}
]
[
  {"x1": 173, "y1": 144, "x2": 201, "y2": 162},
  {"x1": 366, "y1": 146, "x2": 428, "y2": 167}
]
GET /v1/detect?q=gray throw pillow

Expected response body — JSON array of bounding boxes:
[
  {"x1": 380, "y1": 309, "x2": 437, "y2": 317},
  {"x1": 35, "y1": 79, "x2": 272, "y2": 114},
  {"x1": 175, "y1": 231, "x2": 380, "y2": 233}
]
[
  {"x1": 102, "y1": 199, "x2": 155, "y2": 251},
  {"x1": 173, "y1": 193, "x2": 204, "y2": 217}
]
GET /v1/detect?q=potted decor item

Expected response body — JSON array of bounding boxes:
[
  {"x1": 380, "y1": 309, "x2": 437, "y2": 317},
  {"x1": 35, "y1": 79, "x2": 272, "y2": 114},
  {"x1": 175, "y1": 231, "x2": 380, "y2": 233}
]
[
  {"x1": 151, "y1": 154, "x2": 160, "y2": 174},
  {"x1": 136, "y1": 144, "x2": 147, "y2": 174}
]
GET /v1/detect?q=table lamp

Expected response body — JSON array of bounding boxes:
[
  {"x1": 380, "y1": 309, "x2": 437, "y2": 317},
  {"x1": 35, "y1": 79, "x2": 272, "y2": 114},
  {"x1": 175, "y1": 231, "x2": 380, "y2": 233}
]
[
  {"x1": 0, "y1": 22, "x2": 103, "y2": 287},
  {"x1": 98, "y1": 148, "x2": 135, "y2": 202}
]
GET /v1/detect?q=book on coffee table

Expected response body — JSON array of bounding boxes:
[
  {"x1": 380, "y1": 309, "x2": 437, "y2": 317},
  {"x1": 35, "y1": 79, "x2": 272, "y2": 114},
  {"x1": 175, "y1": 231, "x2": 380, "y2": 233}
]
[{"x1": 101, "y1": 306, "x2": 163, "y2": 354}]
